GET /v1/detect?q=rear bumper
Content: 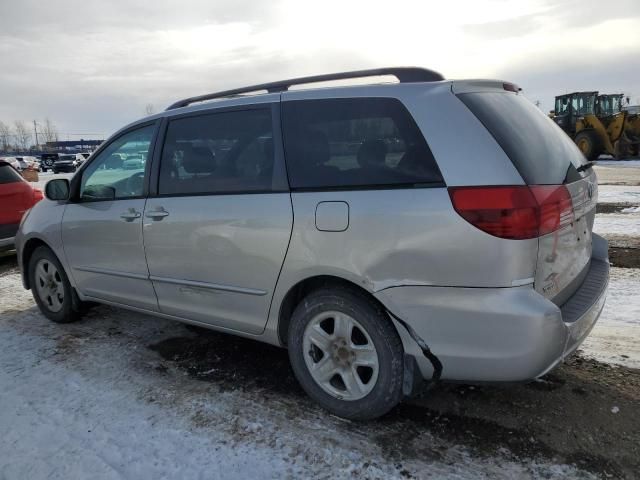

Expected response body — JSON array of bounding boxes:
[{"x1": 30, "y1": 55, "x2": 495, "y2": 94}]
[
  {"x1": 375, "y1": 235, "x2": 609, "y2": 383},
  {"x1": 0, "y1": 237, "x2": 15, "y2": 250},
  {"x1": 0, "y1": 223, "x2": 19, "y2": 250}
]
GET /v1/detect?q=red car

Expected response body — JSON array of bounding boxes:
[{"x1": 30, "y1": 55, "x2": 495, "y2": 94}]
[{"x1": 0, "y1": 160, "x2": 43, "y2": 251}]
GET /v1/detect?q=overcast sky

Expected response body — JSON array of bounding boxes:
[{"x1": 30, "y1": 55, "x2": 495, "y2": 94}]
[{"x1": 1, "y1": 0, "x2": 639, "y2": 141}]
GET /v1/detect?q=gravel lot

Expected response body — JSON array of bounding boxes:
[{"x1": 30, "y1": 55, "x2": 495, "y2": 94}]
[{"x1": 1, "y1": 161, "x2": 638, "y2": 479}]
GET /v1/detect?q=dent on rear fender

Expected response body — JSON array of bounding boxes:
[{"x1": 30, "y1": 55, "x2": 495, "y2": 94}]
[{"x1": 282, "y1": 189, "x2": 537, "y2": 291}]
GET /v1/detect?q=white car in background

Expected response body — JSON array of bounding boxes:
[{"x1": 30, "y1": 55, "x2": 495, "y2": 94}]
[
  {"x1": 0, "y1": 156, "x2": 21, "y2": 171},
  {"x1": 15, "y1": 156, "x2": 39, "y2": 170}
]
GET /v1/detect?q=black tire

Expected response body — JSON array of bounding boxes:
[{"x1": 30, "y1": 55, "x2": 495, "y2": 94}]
[
  {"x1": 28, "y1": 246, "x2": 82, "y2": 323},
  {"x1": 287, "y1": 286, "x2": 404, "y2": 420},
  {"x1": 574, "y1": 130, "x2": 603, "y2": 161},
  {"x1": 52, "y1": 169, "x2": 58, "y2": 174},
  {"x1": 614, "y1": 136, "x2": 632, "y2": 160}
]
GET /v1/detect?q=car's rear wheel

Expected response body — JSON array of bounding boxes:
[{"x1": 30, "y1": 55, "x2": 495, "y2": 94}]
[
  {"x1": 29, "y1": 246, "x2": 82, "y2": 323},
  {"x1": 287, "y1": 287, "x2": 404, "y2": 420}
]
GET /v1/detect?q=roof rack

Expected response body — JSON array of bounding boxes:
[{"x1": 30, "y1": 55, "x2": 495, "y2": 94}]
[{"x1": 166, "y1": 67, "x2": 445, "y2": 110}]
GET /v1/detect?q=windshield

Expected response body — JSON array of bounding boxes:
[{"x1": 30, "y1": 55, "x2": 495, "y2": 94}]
[
  {"x1": 572, "y1": 94, "x2": 596, "y2": 115},
  {"x1": 599, "y1": 95, "x2": 622, "y2": 116},
  {"x1": 458, "y1": 92, "x2": 588, "y2": 185}
]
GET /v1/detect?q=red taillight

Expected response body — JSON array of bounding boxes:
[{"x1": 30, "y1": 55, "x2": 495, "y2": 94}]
[
  {"x1": 529, "y1": 185, "x2": 574, "y2": 236},
  {"x1": 448, "y1": 185, "x2": 573, "y2": 240}
]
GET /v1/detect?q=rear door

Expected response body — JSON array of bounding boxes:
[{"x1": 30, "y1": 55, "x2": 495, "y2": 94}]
[
  {"x1": 457, "y1": 90, "x2": 597, "y2": 304},
  {"x1": 61, "y1": 123, "x2": 159, "y2": 310},
  {"x1": 143, "y1": 103, "x2": 292, "y2": 334},
  {"x1": 0, "y1": 163, "x2": 33, "y2": 242}
]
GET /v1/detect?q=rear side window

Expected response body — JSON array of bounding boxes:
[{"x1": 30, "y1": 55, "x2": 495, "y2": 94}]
[
  {"x1": 0, "y1": 164, "x2": 23, "y2": 184},
  {"x1": 159, "y1": 108, "x2": 279, "y2": 195},
  {"x1": 282, "y1": 98, "x2": 443, "y2": 189},
  {"x1": 458, "y1": 92, "x2": 587, "y2": 185}
]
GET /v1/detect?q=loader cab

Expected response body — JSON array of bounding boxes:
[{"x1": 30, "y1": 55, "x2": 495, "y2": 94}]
[
  {"x1": 597, "y1": 94, "x2": 623, "y2": 117},
  {"x1": 553, "y1": 92, "x2": 598, "y2": 134}
]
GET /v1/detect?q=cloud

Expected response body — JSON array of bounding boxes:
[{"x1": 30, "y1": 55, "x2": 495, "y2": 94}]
[{"x1": 0, "y1": 0, "x2": 639, "y2": 140}]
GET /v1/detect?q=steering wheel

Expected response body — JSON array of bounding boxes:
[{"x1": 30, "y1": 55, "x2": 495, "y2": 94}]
[{"x1": 125, "y1": 171, "x2": 145, "y2": 195}]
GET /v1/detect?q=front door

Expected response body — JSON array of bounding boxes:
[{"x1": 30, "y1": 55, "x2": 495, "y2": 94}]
[
  {"x1": 143, "y1": 105, "x2": 293, "y2": 334},
  {"x1": 62, "y1": 123, "x2": 159, "y2": 311}
]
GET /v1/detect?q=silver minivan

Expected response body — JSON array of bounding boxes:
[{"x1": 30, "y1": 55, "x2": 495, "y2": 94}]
[{"x1": 16, "y1": 68, "x2": 609, "y2": 420}]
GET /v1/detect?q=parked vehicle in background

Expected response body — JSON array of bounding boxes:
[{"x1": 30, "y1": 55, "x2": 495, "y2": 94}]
[
  {"x1": 0, "y1": 156, "x2": 21, "y2": 171},
  {"x1": 0, "y1": 160, "x2": 43, "y2": 251},
  {"x1": 72, "y1": 153, "x2": 87, "y2": 165},
  {"x1": 16, "y1": 68, "x2": 609, "y2": 420},
  {"x1": 122, "y1": 154, "x2": 145, "y2": 170},
  {"x1": 39, "y1": 153, "x2": 59, "y2": 172},
  {"x1": 552, "y1": 91, "x2": 639, "y2": 160},
  {"x1": 52, "y1": 154, "x2": 81, "y2": 173},
  {"x1": 15, "y1": 156, "x2": 39, "y2": 171}
]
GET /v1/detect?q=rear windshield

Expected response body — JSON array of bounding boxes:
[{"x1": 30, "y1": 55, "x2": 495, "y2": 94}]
[
  {"x1": 0, "y1": 164, "x2": 23, "y2": 184},
  {"x1": 458, "y1": 92, "x2": 588, "y2": 185}
]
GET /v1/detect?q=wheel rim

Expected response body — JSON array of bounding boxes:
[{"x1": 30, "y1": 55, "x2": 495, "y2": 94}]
[
  {"x1": 34, "y1": 259, "x2": 64, "y2": 313},
  {"x1": 303, "y1": 311, "x2": 379, "y2": 401}
]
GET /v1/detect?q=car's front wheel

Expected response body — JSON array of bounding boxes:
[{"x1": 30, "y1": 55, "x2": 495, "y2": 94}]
[
  {"x1": 288, "y1": 287, "x2": 404, "y2": 420},
  {"x1": 29, "y1": 246, "x2": 82, "y2": 323}
]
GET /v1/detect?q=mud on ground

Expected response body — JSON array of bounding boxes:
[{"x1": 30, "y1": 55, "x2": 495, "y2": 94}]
[
  {"x1": 0, "y1": 250, "x2": 18, "y2": 277},
  {"x1": 608, "y1": 246, "x2": 640, "y2": 269},
  {"x1": 149, "y1": 327, "x2": 640, "y2": 479},
  {"x1": 594, "y1": 165, "x2": 640, "y2": 186}
]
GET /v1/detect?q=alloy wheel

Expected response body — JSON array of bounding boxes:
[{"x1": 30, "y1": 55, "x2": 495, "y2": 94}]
[
  {"x1": 34, "y1": 259, "x2": 65, "y2": 313},
  {"x1": 302, "y1": 311, "x2": 379, "y2": 401}
]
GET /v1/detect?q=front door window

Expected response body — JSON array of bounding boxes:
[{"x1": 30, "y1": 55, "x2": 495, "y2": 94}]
[{"x1": 80, "y1": 125, "x2": 155, "y2": 201}]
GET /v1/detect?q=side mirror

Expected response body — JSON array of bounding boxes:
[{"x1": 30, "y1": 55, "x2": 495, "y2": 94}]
[{"x1": 45, "y1": 178, "x2": 70, "y2": 201}]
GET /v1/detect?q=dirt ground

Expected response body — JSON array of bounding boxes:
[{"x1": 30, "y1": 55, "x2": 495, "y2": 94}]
[
  {"x1": 148, "y1": 326, "x2": 640, "y2": 479},
  {"x1": 1, "y1": 251, "x2": 639, "y2": 478},
  {"x1": 595, "y1": 164, "x2": 640, "y2": 186}
]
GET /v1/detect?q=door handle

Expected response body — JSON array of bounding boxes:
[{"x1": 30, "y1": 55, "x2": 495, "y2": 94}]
[
  {"x1": 145, "y1": 207, "x2": 170, "y2": 220},
  {"x1": 120, "y1": 209, "x2": 141, "y2": 221}
]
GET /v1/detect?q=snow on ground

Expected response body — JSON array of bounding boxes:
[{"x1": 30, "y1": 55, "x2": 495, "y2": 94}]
[
  {"x1": 594, "y1": 160, "x2": 640, "y2": 168},
  {"x1": 0, "y1": 273, "x2": 595, "y2": 480},
  {"x1": 3, "y1": 165, "x2": 639, "y2": 479},
  {"x1": 594, "y1": 213, "x2": 640, "y2": 236},
  {"x1": 581, "y1": 267, "x2": 640, "y2": 368},
  {"x1": 597, "y1": 184, "x2": 640, "y2": 203}
]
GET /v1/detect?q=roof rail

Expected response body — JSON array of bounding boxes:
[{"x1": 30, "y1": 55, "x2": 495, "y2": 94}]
[{"x1": 166, "y1": 67, "x2": 445, "y2": 110}]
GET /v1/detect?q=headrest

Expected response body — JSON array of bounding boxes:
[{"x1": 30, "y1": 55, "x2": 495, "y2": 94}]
[
  {"x1": 182, "y1": 145, "x2": 215, "y2": 174},
  {"x1": 357, "y1": 139, "x2": 387, "y2": 167}
]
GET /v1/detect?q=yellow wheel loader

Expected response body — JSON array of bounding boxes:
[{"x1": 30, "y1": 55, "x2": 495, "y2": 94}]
[{"x1": 552, "y1": 92, "x2": 639, "y2": 160}]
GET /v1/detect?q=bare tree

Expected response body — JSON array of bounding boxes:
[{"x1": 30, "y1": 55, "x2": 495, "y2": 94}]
[
  {"x1": 0, "y1": 121, "x2": 12, "y2": 151},
  {"x1": 145, "y1": 103, "x2": 155, "y2": 115},
  {"x1": 14, "y1": 120, "x2": 32, "y2": 151},
  {"x1": 41, "y1": 117, "x2": 59, "y2": 144}
]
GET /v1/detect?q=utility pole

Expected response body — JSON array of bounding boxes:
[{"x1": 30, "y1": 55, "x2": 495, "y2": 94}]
[{"x1": 33, "y1": 120, "x2": 39, "y2": 149}]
